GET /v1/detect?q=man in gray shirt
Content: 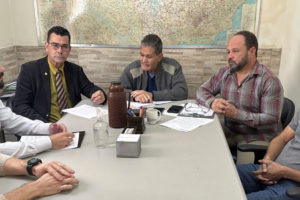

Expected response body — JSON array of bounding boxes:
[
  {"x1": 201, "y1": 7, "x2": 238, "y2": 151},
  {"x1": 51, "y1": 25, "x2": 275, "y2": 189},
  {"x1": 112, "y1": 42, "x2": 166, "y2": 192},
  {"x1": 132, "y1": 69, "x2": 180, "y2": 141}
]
[
  {"x1": 237, "y1": 109, "x2": 300, "y2": 199},
  {"x1": 120, "y1": 34, "x2": 188, "y2": 103}
]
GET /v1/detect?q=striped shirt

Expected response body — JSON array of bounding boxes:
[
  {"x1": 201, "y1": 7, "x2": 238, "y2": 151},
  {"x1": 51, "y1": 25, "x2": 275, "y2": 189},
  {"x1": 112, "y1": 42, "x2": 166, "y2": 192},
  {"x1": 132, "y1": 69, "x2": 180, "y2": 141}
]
[{"x1": 196, "y1": 62, "x2": 284, "y2": 142}]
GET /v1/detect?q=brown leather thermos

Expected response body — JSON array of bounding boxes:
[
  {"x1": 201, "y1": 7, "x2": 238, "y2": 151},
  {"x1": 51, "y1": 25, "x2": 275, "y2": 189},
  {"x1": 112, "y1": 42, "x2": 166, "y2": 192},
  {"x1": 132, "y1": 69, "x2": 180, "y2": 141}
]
[{"x1": 108, "y1": 81, "x2": 127, "y2": 128}]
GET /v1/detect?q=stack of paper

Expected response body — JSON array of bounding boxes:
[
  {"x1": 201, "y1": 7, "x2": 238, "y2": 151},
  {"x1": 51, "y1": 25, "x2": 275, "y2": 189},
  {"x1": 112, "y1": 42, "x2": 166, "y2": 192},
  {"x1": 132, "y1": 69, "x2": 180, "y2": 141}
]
[{"x1": 129, "y1": 101, "x2": 171, "y2": 108}]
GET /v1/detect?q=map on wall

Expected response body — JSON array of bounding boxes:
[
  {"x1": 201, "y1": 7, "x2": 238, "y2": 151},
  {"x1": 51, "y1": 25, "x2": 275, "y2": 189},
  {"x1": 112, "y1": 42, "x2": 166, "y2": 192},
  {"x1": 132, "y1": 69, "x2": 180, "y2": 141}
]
[{"x1": 35, "y1": 0, "x2": 259, "y2": 47}]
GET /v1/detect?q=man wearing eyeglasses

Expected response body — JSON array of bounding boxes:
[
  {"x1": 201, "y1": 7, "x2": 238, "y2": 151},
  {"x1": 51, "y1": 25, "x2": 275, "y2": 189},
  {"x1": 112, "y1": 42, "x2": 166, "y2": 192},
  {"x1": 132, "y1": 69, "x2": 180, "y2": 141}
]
[
  {"x1": 0, "y1": 64, "x2": 76, "y2": 158},
  {"x1": 13, "y1": 26, "x2": 107, "y2": 122}
]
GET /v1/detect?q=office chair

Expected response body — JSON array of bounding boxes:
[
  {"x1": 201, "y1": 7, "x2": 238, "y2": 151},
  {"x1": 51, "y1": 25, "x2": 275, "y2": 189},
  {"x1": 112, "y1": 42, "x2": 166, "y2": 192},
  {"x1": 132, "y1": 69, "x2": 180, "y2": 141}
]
[
  {"x1": 238, "y1": 97, "x2": 299, "y2": 198},
  {"x1": 237, "y1": 97, "x2": 295, "y2": 163},
  {"x1": 6, "y1": 95, "x2": 15, "y2": 109},
  {"x1": 0, "y1": 130, "x2": 5, "y2": 143}
]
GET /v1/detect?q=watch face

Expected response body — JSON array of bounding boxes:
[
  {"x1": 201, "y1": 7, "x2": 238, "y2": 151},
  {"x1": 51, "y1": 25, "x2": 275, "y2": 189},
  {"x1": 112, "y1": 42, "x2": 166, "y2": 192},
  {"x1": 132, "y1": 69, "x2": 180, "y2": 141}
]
[{"x1": 28, "y1": 158, "x2": 42, "y2": 165}]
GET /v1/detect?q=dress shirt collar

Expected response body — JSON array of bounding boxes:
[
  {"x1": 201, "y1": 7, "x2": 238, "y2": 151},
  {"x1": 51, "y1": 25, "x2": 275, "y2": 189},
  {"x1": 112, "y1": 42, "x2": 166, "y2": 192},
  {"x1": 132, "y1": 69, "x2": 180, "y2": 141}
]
[
  {"x1": 225, "y1": 61, "x2": 262, "y2": 79},
  {"x1": 48, "y1": 58, "x2": 65, "y2": 75}
]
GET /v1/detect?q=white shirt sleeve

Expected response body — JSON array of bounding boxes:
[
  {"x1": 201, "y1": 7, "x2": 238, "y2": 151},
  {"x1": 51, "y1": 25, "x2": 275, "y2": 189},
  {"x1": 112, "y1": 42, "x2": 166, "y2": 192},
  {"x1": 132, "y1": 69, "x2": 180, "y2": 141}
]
[
  {"x1": 0, "y1": 137, "x2": 52, "y2": 159},
  {"x1": 0, "y1": 100, "x2": 50, "y2": 135},
  {"x1": 0, "y1": 100, "x2": 52, "y2": 158}
]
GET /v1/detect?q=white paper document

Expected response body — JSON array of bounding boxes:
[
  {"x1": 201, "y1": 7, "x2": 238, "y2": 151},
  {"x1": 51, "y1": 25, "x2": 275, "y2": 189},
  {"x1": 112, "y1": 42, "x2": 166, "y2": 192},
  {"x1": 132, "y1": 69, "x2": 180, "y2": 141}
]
[
  {"x1": 62, "y1": 105, "x2": 107, "y2": 119},
  {"x1": 20, "y1": 132, "x2": 80, "y2": 150},
  {"x1": 129, "y1": 101, "x2": 172, "y2": 108},
  {"x1": 62, "y1": 132, "x2": 80, "y2": 150},
  {"x1": 160, "y1": 116, "x2": 214, "y2": 132}
]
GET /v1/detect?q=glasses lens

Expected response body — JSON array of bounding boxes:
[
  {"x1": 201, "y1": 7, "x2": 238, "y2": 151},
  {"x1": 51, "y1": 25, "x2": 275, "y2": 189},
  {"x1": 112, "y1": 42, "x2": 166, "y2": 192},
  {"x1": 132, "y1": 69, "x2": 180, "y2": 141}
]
[{"x1": 50, "y1": 43, "x2": 69, "y2": 51}]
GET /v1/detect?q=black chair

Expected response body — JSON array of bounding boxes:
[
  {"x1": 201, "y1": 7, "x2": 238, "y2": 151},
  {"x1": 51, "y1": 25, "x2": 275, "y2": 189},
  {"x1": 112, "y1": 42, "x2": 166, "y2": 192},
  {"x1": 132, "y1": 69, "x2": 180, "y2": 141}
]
[
  {"x1": 237, "y1": 97, "x2": 298, "y2": 198},
  {"x1": 286, "y1": 187, "x2": 300, "y2": 199},
  {"x1": 0, "y1": 129, "x2": 5, "y2": 143},
  {"x1": 237, "y1": 97, "x2": 295, "y2": 163},
  {"x1": 6, "y1": 95, "x2": 15, "y2": 109},
  {"x1": 281, "y1": 97, "x2": 295, "y2": 129}
]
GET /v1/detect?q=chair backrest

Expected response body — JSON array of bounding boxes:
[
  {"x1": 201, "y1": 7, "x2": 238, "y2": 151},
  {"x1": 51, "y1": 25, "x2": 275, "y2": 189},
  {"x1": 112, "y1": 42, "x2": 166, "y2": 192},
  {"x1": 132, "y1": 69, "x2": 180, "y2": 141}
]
[
  {"x1": 6, "y1": 95, "x2": 15, "y2": 109},
  {"x1": 0, "y1": 130, "x2": 5, "y2": 143},
  {"x1": 281, "y1": 97, "x2": 295, "y2": 129}
]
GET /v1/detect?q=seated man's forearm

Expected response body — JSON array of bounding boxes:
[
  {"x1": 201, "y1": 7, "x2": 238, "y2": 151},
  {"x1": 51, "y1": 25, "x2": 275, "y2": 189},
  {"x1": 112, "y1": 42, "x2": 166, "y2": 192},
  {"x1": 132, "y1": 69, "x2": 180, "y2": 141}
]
[
  {"x1": 3, "y1": 157, "x2": 27, "y2": 176},
  {"x1": 282, "y1": 166, "x2": 300, "y2": 183},
  {"x1": 4, "y1": 183, "x2": 40, "y2": 200}
]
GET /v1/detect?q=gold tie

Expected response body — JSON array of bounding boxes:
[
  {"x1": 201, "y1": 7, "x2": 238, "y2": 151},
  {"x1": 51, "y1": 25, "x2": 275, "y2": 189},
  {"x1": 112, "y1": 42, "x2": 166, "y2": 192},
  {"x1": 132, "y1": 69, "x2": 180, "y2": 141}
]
[{"x1": 55, "y1": 70, "x2": 68, "y2": 113}]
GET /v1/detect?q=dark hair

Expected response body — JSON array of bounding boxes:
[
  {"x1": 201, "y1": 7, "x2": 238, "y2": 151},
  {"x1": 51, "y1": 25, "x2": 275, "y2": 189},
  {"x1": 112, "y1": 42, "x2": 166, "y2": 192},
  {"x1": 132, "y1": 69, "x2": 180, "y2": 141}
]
[
  {"x1": 47, "y1": 26, "x2": 71, "y2": 44},
  {"x1": 141, "y1": 34, "x2": 163, "y2": 55},
  {"x1": 234, "y1": 31, "x2": 258, "y2": 57}
]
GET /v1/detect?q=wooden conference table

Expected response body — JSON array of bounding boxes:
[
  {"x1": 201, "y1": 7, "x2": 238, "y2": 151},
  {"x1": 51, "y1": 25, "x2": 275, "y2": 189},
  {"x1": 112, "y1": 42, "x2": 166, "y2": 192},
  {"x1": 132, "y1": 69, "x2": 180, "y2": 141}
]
[{"x1": 0, "y1": 99, "x2": 246, "y2": 200}]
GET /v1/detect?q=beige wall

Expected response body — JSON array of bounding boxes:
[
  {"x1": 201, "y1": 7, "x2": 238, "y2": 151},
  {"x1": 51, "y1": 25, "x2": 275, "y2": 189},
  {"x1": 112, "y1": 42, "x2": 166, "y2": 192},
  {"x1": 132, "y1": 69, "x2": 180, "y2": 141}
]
[
  {"x1": 0, "y1": 0, "x2": 14, "y2": 48},
  {"x1": 258, "y1": 0, "x2": 287, "y2": 48},
  {"x1": 279, "y1": 0, "x2": 300, "y2": 110},
  {"x1": 10, "y1": 0, "x2": 38, "y2": 46}
]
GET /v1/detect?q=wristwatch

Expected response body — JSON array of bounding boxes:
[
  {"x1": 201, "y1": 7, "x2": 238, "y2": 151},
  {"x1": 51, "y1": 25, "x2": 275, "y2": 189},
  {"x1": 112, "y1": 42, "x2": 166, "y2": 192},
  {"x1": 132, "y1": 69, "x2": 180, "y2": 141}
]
[{"x1": 26, "y1": 158, "x2": 42, "y2": 176}]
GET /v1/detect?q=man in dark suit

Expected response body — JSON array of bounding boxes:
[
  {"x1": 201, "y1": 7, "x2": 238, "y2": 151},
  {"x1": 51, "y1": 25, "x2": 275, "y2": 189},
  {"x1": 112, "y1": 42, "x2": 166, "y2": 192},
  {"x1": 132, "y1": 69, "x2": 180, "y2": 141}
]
[{"x1": 13, "y1": 26, "x2": 107, "y2": 122}]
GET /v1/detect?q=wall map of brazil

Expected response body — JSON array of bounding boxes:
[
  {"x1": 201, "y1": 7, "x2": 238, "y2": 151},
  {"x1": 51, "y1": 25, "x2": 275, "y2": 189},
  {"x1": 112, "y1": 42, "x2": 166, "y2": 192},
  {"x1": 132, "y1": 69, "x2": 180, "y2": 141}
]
[{"x1": 35, "y1": 0, "x2": 259, "y2": 47}]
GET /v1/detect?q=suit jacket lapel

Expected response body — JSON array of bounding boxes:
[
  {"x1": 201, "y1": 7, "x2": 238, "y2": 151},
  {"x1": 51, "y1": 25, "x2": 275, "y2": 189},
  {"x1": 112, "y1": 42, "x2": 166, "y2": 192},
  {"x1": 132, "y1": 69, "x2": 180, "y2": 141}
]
[{"x1": 40, "y1": 57, "x2": 51, "y2": 108}]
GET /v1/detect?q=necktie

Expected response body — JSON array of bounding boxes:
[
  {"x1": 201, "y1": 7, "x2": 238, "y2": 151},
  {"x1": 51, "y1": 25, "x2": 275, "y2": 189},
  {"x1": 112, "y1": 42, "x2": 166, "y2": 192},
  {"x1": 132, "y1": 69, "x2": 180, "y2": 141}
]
[{"x1": 55, "y1": 70, "x2": 68, "y2": 113}]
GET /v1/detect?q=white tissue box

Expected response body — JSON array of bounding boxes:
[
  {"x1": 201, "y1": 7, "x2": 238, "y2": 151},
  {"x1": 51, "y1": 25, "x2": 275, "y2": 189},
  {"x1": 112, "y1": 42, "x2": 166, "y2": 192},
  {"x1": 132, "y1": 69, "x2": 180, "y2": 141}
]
[{"x1": 116, "y1": 134, "x2": 141, "y2": 158}]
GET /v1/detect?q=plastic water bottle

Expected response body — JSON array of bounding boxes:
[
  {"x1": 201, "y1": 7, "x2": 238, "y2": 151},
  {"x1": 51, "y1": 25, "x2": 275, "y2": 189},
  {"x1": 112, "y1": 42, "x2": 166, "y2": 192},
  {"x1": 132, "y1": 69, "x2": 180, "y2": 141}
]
[{"x1": 93, "y1": 108, "x2": 109, "y2": 148}]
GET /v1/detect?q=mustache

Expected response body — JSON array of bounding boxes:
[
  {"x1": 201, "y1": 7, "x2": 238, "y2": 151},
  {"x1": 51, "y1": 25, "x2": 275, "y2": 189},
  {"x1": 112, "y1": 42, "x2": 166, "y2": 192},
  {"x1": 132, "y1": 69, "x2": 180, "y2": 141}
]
[{"x1": 228, "y1": 58, "x2": 235, "y2": 64}]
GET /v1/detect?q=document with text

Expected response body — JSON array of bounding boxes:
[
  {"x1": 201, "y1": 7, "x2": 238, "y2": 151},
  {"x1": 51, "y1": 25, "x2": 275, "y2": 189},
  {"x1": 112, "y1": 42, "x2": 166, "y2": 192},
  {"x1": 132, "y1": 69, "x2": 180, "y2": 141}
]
[
  {"x1": 62, "y1": 105, "x2": 107, "y2": 119},
  {"x1": 20, "y1": 132, "x2": 84, "y2": 150},
  {"x1": 160, "y1": 116, "x2": 214, "y2": 132}
]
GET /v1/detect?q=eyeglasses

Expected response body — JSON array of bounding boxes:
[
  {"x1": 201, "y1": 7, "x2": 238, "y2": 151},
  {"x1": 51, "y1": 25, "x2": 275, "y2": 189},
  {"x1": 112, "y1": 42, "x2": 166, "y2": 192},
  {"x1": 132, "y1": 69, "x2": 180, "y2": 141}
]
[
  {"x1": 184, "y1": 103, "x2": 210, "y2": 114},
  {"x1": 49, "y1": 42, "x2": 70, "y2": 51}
]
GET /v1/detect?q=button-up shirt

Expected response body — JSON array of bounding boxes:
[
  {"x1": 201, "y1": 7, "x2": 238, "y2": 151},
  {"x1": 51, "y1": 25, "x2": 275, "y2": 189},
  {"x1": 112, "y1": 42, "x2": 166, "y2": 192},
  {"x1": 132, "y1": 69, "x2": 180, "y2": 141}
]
[
  {"x1": 196, "y1": 61, "x2": 283, "y2": 142},
  {"x1": 48, "y1": 59, "x2": 72, "y2": 122}
]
